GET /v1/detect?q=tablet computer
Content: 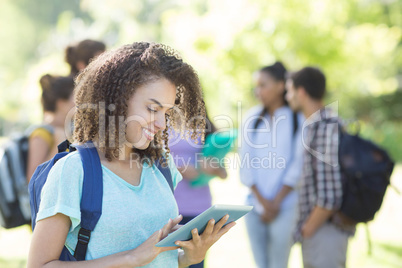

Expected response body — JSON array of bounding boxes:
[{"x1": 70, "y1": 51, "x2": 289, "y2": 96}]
[{"x1": 156, "y1": 204, "x2": 253, "y2": 247}]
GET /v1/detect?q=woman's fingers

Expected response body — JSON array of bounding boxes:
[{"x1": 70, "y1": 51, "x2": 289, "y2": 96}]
[
  {"x1": 161, "y1": 215, "x2": 182, "y2": 239},
  {"x1": 161, "y1": 218, "x2": 173, "y2": 239},
  {"x1": 213, "y1": 214, "x2": 229, "y2": 233},
  {"x1": 159, "y1": 245, "x2": 181, "y2": 252},
  {"x1": 217, "y1": 221, "x2": 236, "y2": 237},
  {"x1": 191, "y1": 228, "x2": 201, "y2": 244},
  {"x1": 203, "y1": 219, "x2": 215, "y2": 236},
  {"x1": 175, "y1": 240, "x2": 191, "y2": 248},
  {"x1": 170, "y1": 224, "x2": 183, "y2": 233},
  {"x1": 172, "y1": 214, "x2": 183, "y2": 226}
]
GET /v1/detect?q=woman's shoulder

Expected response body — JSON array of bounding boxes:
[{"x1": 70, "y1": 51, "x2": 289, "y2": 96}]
[
  {"x1": 49, "y1": 151, "x2": 83, "y2": 178},
  {"x1": 276, "y1": 106, "x2": 293, "y2": 116},
  {"x1": 55, "y1": 150, "x2": 82, "y2": 165},
  {"x1": 244, "y1": 105, "x2": 264, "y2": 118},
  {"x1": 29, "y1": 125, "x2": 54, "y2": 147}
]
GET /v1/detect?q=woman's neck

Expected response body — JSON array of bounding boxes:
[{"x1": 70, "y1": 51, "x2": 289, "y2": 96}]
[
  {"x1": 43, "y1": 112, "x2": 65, "y2": 128},
  {"x1": 93, "y1": 140, "x2": 144, "y2": 169},
  {"x1": 266, "y1": 101, "x2": 285, "y2": 116}
]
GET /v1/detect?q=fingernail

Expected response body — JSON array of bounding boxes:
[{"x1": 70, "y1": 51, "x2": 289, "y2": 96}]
[
  {"x1": 225, "y1": 215, "x2": 229, "y2": 220},
  {"x1": 211, "y1": 219, "x2": 215, "y2": 224},
  {"x1": 168, "y1": 218, "x2": 172, "y2": 224},
  {"x1": 193, "y1": 228, "x2": 198, "y2": 234},
  {"x1": 175, "y1": 242, "x2": 180, "y2": 246},
  {"x1": 176, "y1": 214, "x2": 182, "y2": 220}
]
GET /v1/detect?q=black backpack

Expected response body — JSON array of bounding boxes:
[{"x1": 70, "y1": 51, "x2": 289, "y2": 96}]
[
  {"x1": 338, "y1": 127, "x2": 394, "y2": 223},
  {"x1": 0, "y1": 125, "x2": 53, "y2": 229},
  {"x1": 318, "y1": 114, "x2": 395, "y2": 223}
]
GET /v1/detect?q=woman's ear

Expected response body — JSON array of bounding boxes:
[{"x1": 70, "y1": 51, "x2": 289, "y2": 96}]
[{"x1": 277, "y1": 80, "x2": 285, "y2": 94}]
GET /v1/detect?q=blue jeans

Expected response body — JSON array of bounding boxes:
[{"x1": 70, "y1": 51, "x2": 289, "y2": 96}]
[{"x1": 245, "y1": 206, "x2": 297, "y2": 268}]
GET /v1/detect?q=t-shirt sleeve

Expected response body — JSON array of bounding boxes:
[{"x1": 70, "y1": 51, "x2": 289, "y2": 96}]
[
  {"x1": 30, "y1": 127, "x2": 54, "y2": 148},
  {"x1": 167, "y1": 153, "x2": 183, "y2": 189},
  {"x1": 36, "y1": 153, "x2": 84, "y2": 233}
]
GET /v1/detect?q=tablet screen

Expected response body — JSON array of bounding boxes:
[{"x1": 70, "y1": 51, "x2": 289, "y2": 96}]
[{"x1": 156, "y1": 204, "x2": 253, "y2": 247}]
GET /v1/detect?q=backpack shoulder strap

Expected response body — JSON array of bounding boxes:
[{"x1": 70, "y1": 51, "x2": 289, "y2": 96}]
[
  {"x1": 292, "y1": 111, "x2": 299, "y2": 137},
  {"x1": 74, "y1": 141, "x2": 103, "y2": 261},
  {"x1": 253, "y1": 108, "x2": 267, "y2": 130},
  {"x1": 155, "y1": 157, "x2": 174, "y2": 194}
]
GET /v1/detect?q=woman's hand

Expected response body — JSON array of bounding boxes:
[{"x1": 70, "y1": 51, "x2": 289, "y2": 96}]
[
  {"x1": 128, "y1": 215, "x2": 182, "y2": 267},
  {"x1": 199, "y1": 158, "x2": 228, "y2": 179},
  {"x1": 260, "y1": 199, "x2": 280, "y2": 223},
  {"x1": 175, "y1": 214, "x2": 236, "y2": 267}
]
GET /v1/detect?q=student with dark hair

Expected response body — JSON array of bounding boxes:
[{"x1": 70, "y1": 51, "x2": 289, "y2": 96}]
[
  {"x1": 26, "y1": 75, "x2": 75, "y2": 181},
  {"x1": 28, "y1": 42, "x2": 235, "y2": 268},
  {"x1": 65, "y1": 39, "x2": 106, "y2": 77},
  {"x1": 239, "y1": 62, "x2": 304, "y2": 268},
  {"x1": 286, "y1": 67, "x2": 354, "y2": 268},
  {"x1": 169, "y1": 114, "x2": 227, "y2": 268}
]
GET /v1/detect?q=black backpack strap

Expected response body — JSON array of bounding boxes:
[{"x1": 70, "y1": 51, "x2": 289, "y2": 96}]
[
  {"x1": 253, "y1": 108, "x2": 267, "y2": 130},
  {"x1": 292, "y1": 111, "x2": 299, "y2": 137},
  {"x1": 155, "y1": 157, "x2": 174, "y2": 194},
  {"x1": 57, "y1": 140, "x2": 76, "y2": 153},
  {"x1": 73, "y1": 141, "x2": 103, "y2": 261}
]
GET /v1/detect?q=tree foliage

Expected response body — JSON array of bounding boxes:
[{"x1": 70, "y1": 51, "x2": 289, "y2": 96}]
[{"x1": 0, "y1": 0, "x2": 401, "y2": 160}]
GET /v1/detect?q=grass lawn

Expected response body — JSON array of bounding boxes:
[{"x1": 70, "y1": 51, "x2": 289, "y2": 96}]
[{"x1": 1, "y1": 154, "x2": 401, "y2": 268}]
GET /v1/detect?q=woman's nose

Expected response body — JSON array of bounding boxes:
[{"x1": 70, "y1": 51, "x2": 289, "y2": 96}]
[{"x1": 154, "y1": 113, "x2": 166, "y2": 131}]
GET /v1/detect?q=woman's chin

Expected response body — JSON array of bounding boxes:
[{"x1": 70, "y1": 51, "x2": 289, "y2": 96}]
[{"x1": 132, "y1": 140, "x2": 152, "y2": 150}]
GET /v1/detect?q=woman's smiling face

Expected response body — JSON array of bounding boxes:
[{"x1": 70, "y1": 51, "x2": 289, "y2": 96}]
[{"x1": 125, "y1": 78, "x2": 176, "y2": 150}]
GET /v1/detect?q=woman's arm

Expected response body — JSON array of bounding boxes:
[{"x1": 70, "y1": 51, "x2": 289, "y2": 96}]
[
  {"x1": 26, "y1": 136, "x2": 51, "y2": 182},
  {"x1": 177, "y1": 158, "x2": 227, "y2": 181},
  {"x1": 176, "y1": 166, "x2": 199, "y2": 181},
  {"x1": 28, "y1": 214, "x2": 182, "y2": 268}
]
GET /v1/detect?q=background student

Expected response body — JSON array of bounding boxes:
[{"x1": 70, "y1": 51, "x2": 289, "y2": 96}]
[
  {"x1": 169, "y1": 114, "x2": 228, "y2": 268},
  {"x1": 26, "y1": 74, "x2": 75, "y2": 181},
  {"x1": 239, "y1": 62, "x2": 304, "y2": 268},
  {"x1": 286, "y1": 67, "x2": 355, "y2": 268},
  {"x1": 65, "y1": 39, "x2": 106, "y2": 77}
]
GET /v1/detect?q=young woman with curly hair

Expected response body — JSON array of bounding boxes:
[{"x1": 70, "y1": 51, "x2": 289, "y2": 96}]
[{"x1": 28, "y1": 42, "x2": 235, "y2": 268}]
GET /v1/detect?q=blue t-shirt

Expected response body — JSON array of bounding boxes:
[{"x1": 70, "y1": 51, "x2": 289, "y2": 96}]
[{"x1": 37, "y1": 151, "x2": 182, "y2": 267}]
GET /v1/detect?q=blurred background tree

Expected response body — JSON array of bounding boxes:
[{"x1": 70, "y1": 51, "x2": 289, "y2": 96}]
[{"x1": 0, "y1": 0, "x2": 401, "y2": 160}]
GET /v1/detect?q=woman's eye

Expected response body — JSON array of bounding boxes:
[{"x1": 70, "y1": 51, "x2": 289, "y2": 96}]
[{"x1": 147, "y1": 107, "x2": 157, "y2": 113}]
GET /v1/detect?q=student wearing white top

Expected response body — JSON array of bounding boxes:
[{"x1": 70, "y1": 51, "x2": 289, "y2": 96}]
[
  {"x1": 239, "y1": 62, "x2": 304, "y2": 268},
  {"x1": 27, "y1": 42, "x2": 236, "y2": 268}
]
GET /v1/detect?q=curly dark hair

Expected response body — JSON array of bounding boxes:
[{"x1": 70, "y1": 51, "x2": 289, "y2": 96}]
[{"x1": 73, "y1": 42, "x2": 206, "y2": 163}]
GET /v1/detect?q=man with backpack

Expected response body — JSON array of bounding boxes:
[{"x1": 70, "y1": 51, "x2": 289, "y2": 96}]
[{"x1": 285, "y1": 67, "x2": 354, "y2": 268}]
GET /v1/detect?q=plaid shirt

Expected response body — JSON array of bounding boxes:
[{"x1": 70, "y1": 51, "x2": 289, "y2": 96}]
[{"x1": 294, "y1": 109, "x2": 354, "y2": 242}]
